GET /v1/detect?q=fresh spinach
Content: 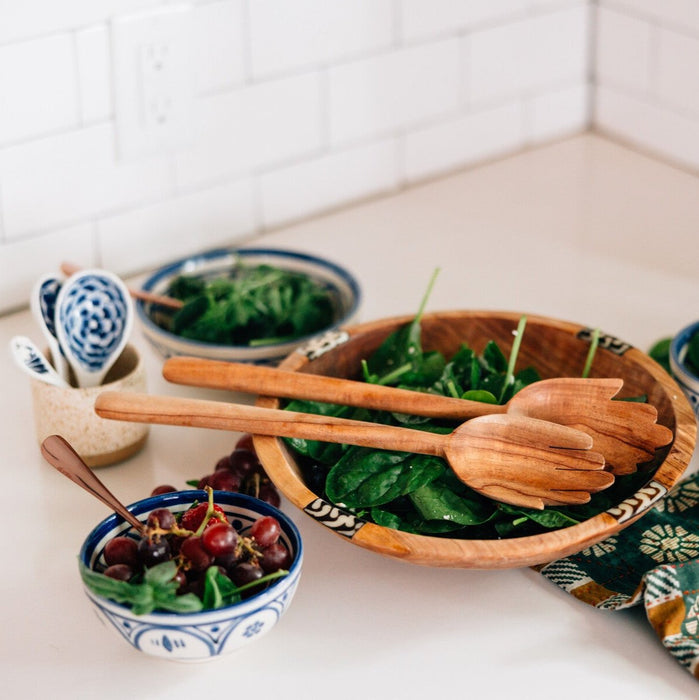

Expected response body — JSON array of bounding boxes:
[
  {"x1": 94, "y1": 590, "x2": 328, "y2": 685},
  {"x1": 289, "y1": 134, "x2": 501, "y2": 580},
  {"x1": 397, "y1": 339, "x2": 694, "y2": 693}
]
[{"x1": 164, "y1": 262, "x2": 336, "y2": 346}]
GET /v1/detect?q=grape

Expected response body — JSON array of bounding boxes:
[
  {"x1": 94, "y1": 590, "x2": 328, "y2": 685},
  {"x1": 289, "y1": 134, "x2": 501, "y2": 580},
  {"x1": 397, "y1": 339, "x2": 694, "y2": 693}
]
[
  {"x1": 201, "y1": 522, "x2": 238, "y2": 557},
  {"x1": 209, "y1": 469, "x2": 242, "y2": 492},
  {"x1": 147, "y1": 507, "x2": 175, "y2": 531},
  {"x1": 259, "y1": 542, "x2": 291, "y2": 573},
  {"x1": 215, "y1": 455, "x2": 232, "y2": 471},
  {"x1": 229, "y1": 448, "x2": 259, "y2": 477},
  {"x1": 258, "y1": 483, "x2": 281, "y2": 508},
  {"x1": 250, "y1": 516, "x2": 281, "y2": 547},
  {"x1": 229, "y1": 561, "x2": 264, "y2": 588},
  {"x1": 180, "y1": 536, "x2": 214, "y2": 572},
  {"x1": 137, "y1": 537, "x2": 171, "y2": 567},
  {"x1": 104, "y1": 563, "x2": 134, "y2": 581},
  {"x1": 235, "y1": 433, "x2": 255, "y2": 452},
  {"x1": 104, "y1": 536, "x2": 139, "y2": 567},
  {"x1": 151, "y1": 484, "x2": 177, "y2": 496}
]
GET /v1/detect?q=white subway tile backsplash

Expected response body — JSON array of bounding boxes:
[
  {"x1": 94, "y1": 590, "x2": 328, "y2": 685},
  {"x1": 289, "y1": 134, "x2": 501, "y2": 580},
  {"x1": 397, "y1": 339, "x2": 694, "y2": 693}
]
[
  {"x1": 328, "y1": 39, "x2": 461, "y2": 146},
  {"x1": 0, "y1": 123, "x2": 173, "y2": 239},
  {"x1": 401, "y1": 0, "x2": 529, "y2": 42},
  {"x1": 595, "y1": 7, "x2": 652, "y2": 94},
  {"x1": 175, "y1": 72, "x2": 323, "y2": 189},
  {"x1": 98, "y1": 178, "x2": 255, "y2": 274},
  {"x1": 0, "y1": 35, "x2": 79, "y2": 146},
  {"x1": 598, "y1": 0, "x2": 699, "y2": 35},
  {"x1": 0, "y1": 223, "x2": 94, "y2": 314},
  {"x1": 404, "y1": 102, "x2": 525, "y2": 182},
  {"x1": 527, "y1": 83, "x2": 589, "y2": 143},
  {"x1": 0, "y1": 0, "x2": 148, "y2": 44},
  {"x1": 258, "y1": 139, "x2": 399, "y2": 229},
  {"x1": 4, "y1": 0, "x2": 699, "y2": 316},
  {"x1": 595, "y1": 86, "x2": 699, "y2": 172},
  {"x1": 656, "y1": 28, "x2": 699, "y2": 116},
  {"x1": 194, "y1": 0, "x2": 246, "y2": 94},
  {"x1": 248, "y1": 0, "x2": 393, "y2": 77},
  {"x1": 469, "y1": 6, "x2": 589, "y2": 105},
  {"x1": 75, "y1": 25, "x2": 112, "y2": 124}
]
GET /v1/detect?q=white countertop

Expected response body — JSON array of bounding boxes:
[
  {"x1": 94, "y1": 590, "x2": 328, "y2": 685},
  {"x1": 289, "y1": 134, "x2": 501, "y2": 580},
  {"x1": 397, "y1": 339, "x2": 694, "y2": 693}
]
[{"x1": 3, "y1": 134, "x2": 699, "y2": 699}]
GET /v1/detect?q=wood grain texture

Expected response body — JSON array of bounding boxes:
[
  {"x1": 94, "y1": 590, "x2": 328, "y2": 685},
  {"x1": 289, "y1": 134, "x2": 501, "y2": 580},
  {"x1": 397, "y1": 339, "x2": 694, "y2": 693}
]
[{"x1": 252, "y1": 310, "x2": 696, "y2": 568}]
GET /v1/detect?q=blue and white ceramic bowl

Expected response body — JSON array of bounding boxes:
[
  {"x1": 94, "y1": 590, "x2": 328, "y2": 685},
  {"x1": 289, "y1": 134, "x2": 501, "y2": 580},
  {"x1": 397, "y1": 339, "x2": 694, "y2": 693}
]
[
  {"x1": 136, "y1": 247, "x2": 361, "y2": 365},
  {"x1": 79, "y1": 490, "x2": 303, "y2": 662},
  {"x1": 670, "y1": 320, "x2": 699, "y2": 422}
]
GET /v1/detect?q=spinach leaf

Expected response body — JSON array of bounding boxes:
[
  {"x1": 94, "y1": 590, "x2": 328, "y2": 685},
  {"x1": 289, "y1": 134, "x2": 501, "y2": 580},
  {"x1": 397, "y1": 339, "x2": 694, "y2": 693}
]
[
  {"x1": 409, "y1": 481, "x2": 495, "y2": 526},
  {"x1": 325, "y1": 448, "x2": 445, "y2": 508},
  {"x1": 166, "y1": 262, "x2": 336, "y2": 346},
  {"x1": 80, "y1": 560, "x2": 204, "y2": 615}
]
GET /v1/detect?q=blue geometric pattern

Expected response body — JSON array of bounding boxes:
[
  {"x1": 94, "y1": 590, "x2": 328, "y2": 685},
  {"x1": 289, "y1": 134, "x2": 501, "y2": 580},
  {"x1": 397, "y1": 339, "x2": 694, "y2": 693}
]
[
  {"x1": 38, "y1": 277, "x2": 61, "y2": 339},
  {"x1": 57, "y1": 273, "x2": 130, "y2": 373}
]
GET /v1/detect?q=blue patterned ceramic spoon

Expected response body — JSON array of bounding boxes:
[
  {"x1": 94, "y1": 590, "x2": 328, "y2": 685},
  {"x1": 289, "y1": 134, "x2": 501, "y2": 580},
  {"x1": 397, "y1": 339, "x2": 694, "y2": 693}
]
[
  {"x1": 30, "y1": 273, "x2": 70, "y2": 382},
  {"x1": 55, "y1": 270, "x2": 134, "y2": 388},
  {"x1": 10, "y1": 335, "x2": 69, "y2": 388}
]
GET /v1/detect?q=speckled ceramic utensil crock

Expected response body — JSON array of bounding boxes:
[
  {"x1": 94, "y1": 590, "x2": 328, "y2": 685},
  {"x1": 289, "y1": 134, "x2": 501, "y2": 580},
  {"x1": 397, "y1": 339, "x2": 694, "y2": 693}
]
[{"x1": 30, "y1": 344, "x2": 149, "y2": 467}]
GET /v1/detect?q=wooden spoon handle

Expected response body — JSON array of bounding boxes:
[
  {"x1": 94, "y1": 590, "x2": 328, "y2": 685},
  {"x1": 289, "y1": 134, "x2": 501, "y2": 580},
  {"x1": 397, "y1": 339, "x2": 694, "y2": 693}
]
[
  {"x1": 163, "y1": 356, "x2": 503, "y2": 419},
  {"x1": 95, "y1": 391, "x2": 447, "y2": 457},
  {"x1": 60, "y1": 261, "x2": 183, "y2": 310},
  {"x1": 41, "y1": 435, "x2": 144, "y2": 532}
]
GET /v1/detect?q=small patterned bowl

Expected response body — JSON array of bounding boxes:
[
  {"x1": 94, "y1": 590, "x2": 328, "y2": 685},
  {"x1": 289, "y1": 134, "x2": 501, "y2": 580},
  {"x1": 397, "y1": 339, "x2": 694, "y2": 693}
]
[
  {"x1": 136, "y1": 247, "x2": 361, "y2": 365},
  {"x1": 79, "y1": 490, "x2": 303, "y2": 662},
  {"x1": 670, "y1": 320, "x2": 699, "y2": 422}
]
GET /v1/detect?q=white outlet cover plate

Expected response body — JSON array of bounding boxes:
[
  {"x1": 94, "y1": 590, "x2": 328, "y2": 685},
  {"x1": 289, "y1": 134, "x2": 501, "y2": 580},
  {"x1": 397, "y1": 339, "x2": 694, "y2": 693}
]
[{"x1": 112, "y1": 4, "x2": 195, "y2": 160}]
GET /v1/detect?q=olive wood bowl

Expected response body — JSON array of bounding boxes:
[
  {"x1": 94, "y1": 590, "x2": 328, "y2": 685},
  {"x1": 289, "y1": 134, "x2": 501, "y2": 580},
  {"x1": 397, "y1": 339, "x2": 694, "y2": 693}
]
[{"x1": 252, "y1": 310, "x2": 696, "y2": 569}]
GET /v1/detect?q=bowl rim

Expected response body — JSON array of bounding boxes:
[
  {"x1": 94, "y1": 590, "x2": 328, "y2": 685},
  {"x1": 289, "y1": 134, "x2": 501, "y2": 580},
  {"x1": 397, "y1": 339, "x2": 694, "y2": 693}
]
[
  {"x1": 79, "y1": 489, "x2": 303, "y2": 619},
  {"x1": 670, "y1": 319, "x2": 699, "y2": 386},
  {"x1": 253, "y1": 309, "x2": 697, "y2": 569},
  {"x1": 135, "y1": 246, "x2": 362, "y2": 354}
]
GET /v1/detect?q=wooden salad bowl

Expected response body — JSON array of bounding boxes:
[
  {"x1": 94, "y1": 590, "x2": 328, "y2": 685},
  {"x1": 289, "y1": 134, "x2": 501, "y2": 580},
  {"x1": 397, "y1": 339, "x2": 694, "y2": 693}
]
[{"x1": 252, "y1": 310, "x2": 696, "y2": 569}]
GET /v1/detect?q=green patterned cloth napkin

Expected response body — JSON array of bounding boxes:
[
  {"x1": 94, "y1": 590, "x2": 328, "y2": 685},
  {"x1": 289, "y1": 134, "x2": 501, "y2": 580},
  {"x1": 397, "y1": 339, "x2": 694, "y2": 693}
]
[{"x1": 539, "y1": 471, "x2": 699, "y2": 679}]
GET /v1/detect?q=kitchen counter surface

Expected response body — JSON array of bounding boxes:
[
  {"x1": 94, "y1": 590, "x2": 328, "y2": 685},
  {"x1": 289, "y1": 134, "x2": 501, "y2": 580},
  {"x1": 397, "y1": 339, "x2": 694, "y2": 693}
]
[{"x1": 2, "y1": 134, "x2": 698, "y2": 699}]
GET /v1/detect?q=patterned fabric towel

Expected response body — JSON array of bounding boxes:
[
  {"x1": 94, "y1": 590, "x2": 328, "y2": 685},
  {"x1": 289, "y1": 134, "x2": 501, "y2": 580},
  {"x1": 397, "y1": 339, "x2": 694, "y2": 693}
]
[{"x1": 538, "y1": 471, "x2": 699, "y2": 679}]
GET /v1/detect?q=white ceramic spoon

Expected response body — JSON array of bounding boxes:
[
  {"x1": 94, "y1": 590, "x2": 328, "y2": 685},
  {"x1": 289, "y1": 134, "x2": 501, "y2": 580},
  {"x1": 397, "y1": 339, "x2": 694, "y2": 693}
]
[
  {"x1": 55, "y1": 270, "x2": 133, "y2": 388},
  {"x1": 30, "y1": 273, "x2": 70, "y2": 382},
  {"x1": 10, "y1": 335, "x2": 69, "y2": 388}
]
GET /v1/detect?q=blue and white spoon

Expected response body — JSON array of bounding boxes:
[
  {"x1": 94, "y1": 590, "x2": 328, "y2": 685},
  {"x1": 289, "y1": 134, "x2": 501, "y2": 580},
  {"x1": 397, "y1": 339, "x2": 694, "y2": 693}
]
[
  {"x1": 55, "y1": 270, "x2": 134, "y2": 388},
  {"x1": 30, "y1": 273, "x2": 70, "y2": 382},
  {"x1": 10, "y1": 335, "x2": 69, "y2": 388}
]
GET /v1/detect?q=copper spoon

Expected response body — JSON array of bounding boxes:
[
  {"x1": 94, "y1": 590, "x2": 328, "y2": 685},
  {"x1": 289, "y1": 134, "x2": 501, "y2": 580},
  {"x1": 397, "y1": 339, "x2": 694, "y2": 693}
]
[
  {"x1": 94, "y1": 391, "x2": 613, "y2": 510},
  {"x1": 41, "y1": 435, "x2": 144, "y2": 532},
  {"x1": 162, "y1": 356, "x2": 674, "y2": 476}
]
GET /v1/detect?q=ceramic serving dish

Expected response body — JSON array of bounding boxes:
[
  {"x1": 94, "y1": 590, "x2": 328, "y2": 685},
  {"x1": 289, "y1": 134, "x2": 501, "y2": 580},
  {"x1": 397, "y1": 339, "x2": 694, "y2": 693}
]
[
  {"x1": 79, "y1": 490, "x2": 303, "y2": 662},
  {"x1": 252, "y1": 310, "x2": 696, "y2": 569},
  {"x1": 670, "y1": 319, "x2": 699, "y2": 422},
  {"x1": 136, "y1": 247, "x2": 361, "y2": 365}
]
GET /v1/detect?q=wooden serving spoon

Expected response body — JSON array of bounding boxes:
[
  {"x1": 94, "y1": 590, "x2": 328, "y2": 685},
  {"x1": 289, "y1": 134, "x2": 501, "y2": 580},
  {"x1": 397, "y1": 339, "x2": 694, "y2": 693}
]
[
  {"x1": 41, "y1": 434, "x2": 144, "y2": 532},
  {"x1": 162, "y1": 357, "x2": 674, "y2": 476},
  {"x1": 94, "y1": 391, "x2": 613, "y2": 510}
]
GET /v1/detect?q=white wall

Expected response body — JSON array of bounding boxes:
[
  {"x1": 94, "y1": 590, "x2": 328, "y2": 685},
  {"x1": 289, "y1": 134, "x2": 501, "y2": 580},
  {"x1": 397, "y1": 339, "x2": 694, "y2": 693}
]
[
  {"x1": 0, "y1": 0, "x2": 591, "y2": 314},
  {"x1": 593, "y1": 1, "x2": 699, "y2": 171}
]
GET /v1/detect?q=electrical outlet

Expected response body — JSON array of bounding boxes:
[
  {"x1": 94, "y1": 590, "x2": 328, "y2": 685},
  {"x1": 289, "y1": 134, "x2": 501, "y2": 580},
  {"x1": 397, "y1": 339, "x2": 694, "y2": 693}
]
[{"x1": 112, "y1": 5, "x2": 195, "y2": 160}]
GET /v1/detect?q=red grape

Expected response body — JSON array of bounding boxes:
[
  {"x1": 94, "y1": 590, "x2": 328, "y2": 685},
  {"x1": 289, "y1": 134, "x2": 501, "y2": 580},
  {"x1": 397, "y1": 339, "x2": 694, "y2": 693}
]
[
  {"x1": 180, "y1": 536, "x2": 214, "y2": 572},
  {"x1": 151, "y1": 484, "x2": 177, "y2": 496},
  {"x1": 104, "y1": 536, "x2": 139, "y2": 567},
  {"x1": 259, "y1": 542, "x2": 291, "y2": 573},
  {"x1": 147, "y1": 507, "x2": 175, "y2": 531},
  {"x1": 201, "y1": 522, "x2": 238, "y2": 557},
  {"x1": 250, "y1": 516, "x2": 281, "y2": 547},
  {"x1": 104, "y1": 563, "x2": 134, "y2": 581}
]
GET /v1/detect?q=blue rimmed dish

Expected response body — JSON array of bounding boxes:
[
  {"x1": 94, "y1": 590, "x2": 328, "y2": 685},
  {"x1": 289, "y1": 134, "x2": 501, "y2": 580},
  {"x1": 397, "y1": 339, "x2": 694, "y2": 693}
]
[
  {"x1": 79, "y1": 490, "x2": 303, "y2": 661},
  {"x1": 670, "y1": 319, "x2": 699, "y2": 422},
  {"x1": 136, "y1": 247, "x2": 361, "y2": 365}
]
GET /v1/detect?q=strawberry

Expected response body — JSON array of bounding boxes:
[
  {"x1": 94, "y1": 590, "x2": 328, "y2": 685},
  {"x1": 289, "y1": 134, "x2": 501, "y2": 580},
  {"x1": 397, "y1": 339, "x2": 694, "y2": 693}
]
[{"x1": 180, "y1": 503, "x2": 226, "y2": 533}]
